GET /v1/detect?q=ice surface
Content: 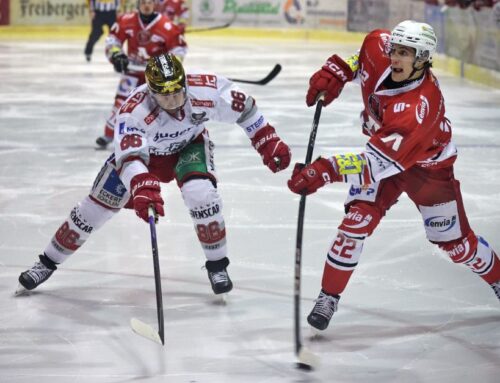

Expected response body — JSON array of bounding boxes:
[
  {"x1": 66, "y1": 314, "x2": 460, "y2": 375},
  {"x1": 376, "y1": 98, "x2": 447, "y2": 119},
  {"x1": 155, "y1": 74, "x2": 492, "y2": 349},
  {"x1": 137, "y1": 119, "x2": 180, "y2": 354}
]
[{"x1": 0, "y1": 36, "x2": 499, "y2": 382}]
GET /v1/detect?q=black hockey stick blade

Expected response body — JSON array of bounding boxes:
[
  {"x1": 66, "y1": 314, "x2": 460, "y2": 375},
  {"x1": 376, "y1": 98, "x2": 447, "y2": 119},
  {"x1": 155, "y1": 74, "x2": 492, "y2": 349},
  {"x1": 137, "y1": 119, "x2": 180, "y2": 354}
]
[
  {"x1": 293, "y1": 95, "x2": 325, "y2": 370},
  {"x1": 186, "y1": 13, "x2": 237, "y2": 33},
  {"x1": 229, "y1": 64, "x2": 282, "y2": 85}
]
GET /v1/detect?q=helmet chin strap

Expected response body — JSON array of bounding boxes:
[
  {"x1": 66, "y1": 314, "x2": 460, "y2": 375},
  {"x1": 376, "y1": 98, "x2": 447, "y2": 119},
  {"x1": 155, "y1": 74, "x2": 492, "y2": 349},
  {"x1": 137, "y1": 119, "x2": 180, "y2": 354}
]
[{"x1": 405, "y1": 58, "x2": 429, "y2": 82}]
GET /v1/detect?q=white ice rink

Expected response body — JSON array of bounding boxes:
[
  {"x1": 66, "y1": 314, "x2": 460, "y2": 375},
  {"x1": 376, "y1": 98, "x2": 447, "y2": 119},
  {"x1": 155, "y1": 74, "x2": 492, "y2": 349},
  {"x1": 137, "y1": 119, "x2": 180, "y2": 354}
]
[{"x1": 0, "y1": 35, "x2": 499, "y2": 383}]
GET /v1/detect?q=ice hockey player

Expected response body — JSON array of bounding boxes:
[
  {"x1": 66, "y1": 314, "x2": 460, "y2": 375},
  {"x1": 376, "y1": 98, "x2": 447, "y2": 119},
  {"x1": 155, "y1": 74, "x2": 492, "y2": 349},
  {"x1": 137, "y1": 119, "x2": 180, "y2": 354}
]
[
  {"x1": 288, "y1": 20, "x2": 500, "y2": 331},
  {"x1": 17, "y1": 53, "x2": 291, "y2": 296},
  {"x1": 95, "y1": 0, "x2": 187, "y2": 149},
  {"x1": 155, "y1": 0, "x2": 189, "y2": 33}
]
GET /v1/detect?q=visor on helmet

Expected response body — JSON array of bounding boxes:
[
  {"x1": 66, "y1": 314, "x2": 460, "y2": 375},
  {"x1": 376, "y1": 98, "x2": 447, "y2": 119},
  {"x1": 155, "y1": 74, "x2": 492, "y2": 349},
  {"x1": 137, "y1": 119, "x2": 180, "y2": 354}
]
[{"x1": 151, "y1": 88, "x2": 186, "y2": 111}]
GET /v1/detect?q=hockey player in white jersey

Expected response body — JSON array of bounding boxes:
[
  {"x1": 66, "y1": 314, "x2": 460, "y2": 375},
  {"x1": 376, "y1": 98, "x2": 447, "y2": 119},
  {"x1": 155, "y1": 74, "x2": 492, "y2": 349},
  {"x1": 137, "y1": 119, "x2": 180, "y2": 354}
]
[{"x1": 16, "y1": 53, "x2": 291, "y2": 296}]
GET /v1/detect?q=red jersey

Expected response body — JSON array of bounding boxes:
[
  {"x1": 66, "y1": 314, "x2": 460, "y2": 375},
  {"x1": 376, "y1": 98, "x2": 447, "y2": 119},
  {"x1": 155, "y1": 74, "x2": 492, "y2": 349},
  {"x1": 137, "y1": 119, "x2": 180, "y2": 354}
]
[
  {"x1": 349, "y1": 30, "x2": 456, "y2": 184},
  {"x1": 105, "y1": 11, "x2": 187, "y2": 67}
]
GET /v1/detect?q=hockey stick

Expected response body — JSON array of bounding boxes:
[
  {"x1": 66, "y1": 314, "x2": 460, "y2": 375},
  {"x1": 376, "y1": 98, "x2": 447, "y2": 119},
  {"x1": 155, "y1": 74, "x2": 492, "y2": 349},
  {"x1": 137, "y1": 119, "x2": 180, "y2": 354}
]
[
  {"x1": 293, "y1": 94, "x2": 325, "y2": 371},
  {"x1": 130, "y1": 207, "x2": 165, "y2": 345},
  {"x1": 186, "y1": 13, "x2": 237, "y2": 33},
  {"x1": 229, "y1": 64, "x2": 282, "y2": 85}
]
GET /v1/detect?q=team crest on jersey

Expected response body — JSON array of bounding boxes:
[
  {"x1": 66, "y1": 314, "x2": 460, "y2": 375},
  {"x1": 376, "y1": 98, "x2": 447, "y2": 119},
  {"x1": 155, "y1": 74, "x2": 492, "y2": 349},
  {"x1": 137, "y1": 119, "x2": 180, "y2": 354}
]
[
  {"x1": 415, "y1": 95, "x2": 430, "y2": 124},
  {"x1": 190, "y1": 111, "x2": 209, "y2": 125},
  {"x1": 137, "y1": 29, "x2": 152, "y2": 45}
]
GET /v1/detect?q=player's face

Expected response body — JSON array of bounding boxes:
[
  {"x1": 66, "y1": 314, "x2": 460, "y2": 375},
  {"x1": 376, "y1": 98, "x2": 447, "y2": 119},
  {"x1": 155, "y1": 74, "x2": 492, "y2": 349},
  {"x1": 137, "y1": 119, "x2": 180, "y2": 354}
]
[
  {"x1": 389, "y1": 44, "x2": 418, "y2": 82},
  {"x1": 151, "y1": 88, "x2": 187, "y2": 112},
  {"x1": 138, "y1": 0, "x2": 156, "y2": 16}
]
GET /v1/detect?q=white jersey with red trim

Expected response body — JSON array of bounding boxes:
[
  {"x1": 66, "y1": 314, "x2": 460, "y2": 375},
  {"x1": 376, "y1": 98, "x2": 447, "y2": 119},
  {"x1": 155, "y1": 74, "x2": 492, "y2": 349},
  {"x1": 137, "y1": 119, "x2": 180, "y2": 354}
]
[
  {"x1": 113, "y1": 71, "x2": 268, "y2": 178},
  {"x1": 340, "y1": 29, "x2": 457, "y2": 185}
]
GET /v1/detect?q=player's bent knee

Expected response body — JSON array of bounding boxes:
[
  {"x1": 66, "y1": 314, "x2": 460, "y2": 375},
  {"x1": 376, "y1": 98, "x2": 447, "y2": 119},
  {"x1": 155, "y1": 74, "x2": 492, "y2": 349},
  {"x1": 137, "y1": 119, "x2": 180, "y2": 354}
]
[
  {"x1": 439, "y1": 231, "x2": 496, "y2": 277},
  {"x1": 181, "y1": 178, "x2": 222, "y2": 211},
  {"x1": 338, "y1": 203, "x2": 381, "y2": 238}
]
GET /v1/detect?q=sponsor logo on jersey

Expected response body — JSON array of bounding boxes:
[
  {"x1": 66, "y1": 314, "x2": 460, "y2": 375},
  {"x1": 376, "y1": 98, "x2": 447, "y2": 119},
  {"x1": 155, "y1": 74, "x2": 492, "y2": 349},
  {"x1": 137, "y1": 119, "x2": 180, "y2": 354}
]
[
  {"x1": 187, "y1": 74, "x2": 217, "y2": 89},
  {"x1": 70, "y1": 208, "x2": 93, "y2": 234},
  {"x1": 144, "y1": 106, "x2": 160, "y2": 125},
  {"x1": 118, "y1": 122, "x2": 146, "y2": 135},
  {"x1": 343, "y1": 211, "x2": 373, "y2": 229},
  {"x1": 153, "y1": 126, "x2": 195, "y2": 142},
  {"x1": 349, "y1": 185, "x2": 375, "y2": 196},
  {"x1": 190, "y1": 204, "x2": 220, "y2": 220},
  {"x1": 415, "y1": 95, "x2": 429, "y2": 124},
  {"x1": 177, "y1": 151, "x2": 201, "y2": 167},
  {"x1": 424, "y1": 215, "x2": 456, "y2": 232},
  {"x1": 191, "y1": 99, "x2": 214, "y2": 108},
  {"x1": 393, "y1": 102, "x2": 410, "y2": 113},
  {"x1": 245, "y1": 115, "x2": 265, "y2": 134},
  {"x1": 446, "y1": 240, "x2": 470, "y2": 260},
  {"x1": 190, "y1": 111, "x2": 209, "y2": 125},
  {"x1": 120, "y1": 92, "x2": 146, "y2": 114}
]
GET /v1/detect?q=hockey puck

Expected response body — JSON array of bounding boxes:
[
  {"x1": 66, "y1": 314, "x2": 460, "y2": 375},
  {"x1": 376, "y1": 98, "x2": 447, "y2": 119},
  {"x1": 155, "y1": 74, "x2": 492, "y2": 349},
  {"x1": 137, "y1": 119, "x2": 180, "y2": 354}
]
[{"x1": 295, "y1": 362, "x2": 313, "y2": 371}]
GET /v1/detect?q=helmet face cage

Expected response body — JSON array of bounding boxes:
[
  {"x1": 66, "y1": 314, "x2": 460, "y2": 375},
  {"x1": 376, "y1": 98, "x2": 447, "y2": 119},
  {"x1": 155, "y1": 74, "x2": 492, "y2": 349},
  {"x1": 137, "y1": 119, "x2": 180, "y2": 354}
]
[
  {"x1": 145, "y1": 53, "x2": 186, "y2": 95},
  {"x1": 388, "y1": 20, "x2": 437, "y2": 63}
]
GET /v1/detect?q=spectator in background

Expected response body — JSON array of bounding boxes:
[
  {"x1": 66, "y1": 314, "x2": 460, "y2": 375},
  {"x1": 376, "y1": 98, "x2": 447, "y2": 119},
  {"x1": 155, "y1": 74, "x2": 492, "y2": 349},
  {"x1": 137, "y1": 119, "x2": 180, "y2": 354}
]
[{"x1": 84, "y1": 0, "x2": 121, "y2": 62}]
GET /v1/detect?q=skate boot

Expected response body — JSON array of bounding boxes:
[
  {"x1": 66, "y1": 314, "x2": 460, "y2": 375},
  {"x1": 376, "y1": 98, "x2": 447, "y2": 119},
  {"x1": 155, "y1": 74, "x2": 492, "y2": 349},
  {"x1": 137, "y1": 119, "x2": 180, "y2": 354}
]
[
  {"x1": 307, "y1": 289, "x2": 340, "y2": 331},
  {"x1": 16, "y1": 254, "x2": 57, "y2": 295},
  {"x1": 95, "y1": 135, "x2": 112, "y2": 149},
  {"x1": 491, "y1": 281, "x2": 500, "y2": 302},
  {"x1": 205, "y1": 257, "x2": 233, "y2": 295}
]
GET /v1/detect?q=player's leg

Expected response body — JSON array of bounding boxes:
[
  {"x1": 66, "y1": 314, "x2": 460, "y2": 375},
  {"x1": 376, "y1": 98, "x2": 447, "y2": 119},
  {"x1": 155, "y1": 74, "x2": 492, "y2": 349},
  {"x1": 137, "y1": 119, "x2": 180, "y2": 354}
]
[
  {"x1": 409, "y1": 166, "x2": 500, "y2": 303},
  {"x1": 176, "y1": 131, "x2": 232, "y2": 295},
  {"x1": 17, "y1": 157, "x2": 129, "y2": 293},
  {"x1": 84, "y1": 13, "x2": 105, "y2": 61},
  {"x1": 308, "y1": 181, "x2": 402, "y2": 330},
  {"x1": 96, "y1": 73, "x2": 145, "y2": 148}
]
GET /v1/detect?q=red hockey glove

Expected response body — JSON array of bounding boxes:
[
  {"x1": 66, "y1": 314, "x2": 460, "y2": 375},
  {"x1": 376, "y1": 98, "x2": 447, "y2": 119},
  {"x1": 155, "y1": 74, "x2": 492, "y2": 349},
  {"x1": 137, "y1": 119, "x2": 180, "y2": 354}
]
[
  {"x1": 306, "y1": 54, "x2": 354, "y2": 107},
  {"x1": 251, "y1": 124, "x2": 291, "y2": 173},
  {"x1": 287, "y1": 157, "x2": 340, "y2": 195},
  {"x1": 130, "y1": 173, "x2": 165, "y2": 223}
]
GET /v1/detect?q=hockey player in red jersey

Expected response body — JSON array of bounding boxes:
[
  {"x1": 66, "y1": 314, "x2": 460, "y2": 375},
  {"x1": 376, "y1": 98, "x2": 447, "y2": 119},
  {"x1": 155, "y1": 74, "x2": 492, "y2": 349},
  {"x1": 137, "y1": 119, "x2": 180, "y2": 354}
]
[
  {"x1": 16, "y1": 53, "x2": 291, "y2": 297},
  {"x1": 95, "y1": 0, "x2": 187, "y2": 149},
  {"x1": 288, "y1": 20, "x2": 500, "y2": 331},
  {"x1": 155, "y1": 0, "x2": 189, "y2": 33}
]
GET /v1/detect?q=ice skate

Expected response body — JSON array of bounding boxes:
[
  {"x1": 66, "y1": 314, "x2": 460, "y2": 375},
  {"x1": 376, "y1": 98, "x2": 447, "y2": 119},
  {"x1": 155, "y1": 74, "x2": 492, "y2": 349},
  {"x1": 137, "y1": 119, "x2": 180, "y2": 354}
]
[
  {"x1": 205, "y1": 257, "x2": 233, "y2": 296},
  {"x1": 15, "y1": 254, "x2": 57, "y2": 296},
  {"x1": 95, "y1": 135, "x2": 112, "y2": 149},
  {"x1": 307, "y1": 290, "x2": 340, "y2": 331}
]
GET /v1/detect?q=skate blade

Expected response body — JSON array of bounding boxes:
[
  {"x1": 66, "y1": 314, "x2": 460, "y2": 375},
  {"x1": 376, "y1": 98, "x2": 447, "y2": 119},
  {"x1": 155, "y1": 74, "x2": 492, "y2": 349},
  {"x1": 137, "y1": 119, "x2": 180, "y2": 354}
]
[
  {"x1": 14, "y1": 284, "x2": 29, "y2": 296},
  {"x1": 130, "y1": 318, "x2": 163, "y2": 345},
  {"x1": 215, "y1": 293, "x2": 228, "y2": 305}
]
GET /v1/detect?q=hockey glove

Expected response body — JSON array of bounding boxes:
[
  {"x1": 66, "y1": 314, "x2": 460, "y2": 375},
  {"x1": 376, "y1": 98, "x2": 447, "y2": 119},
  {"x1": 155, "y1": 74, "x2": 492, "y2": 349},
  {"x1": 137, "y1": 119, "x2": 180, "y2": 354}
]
[
  {"x1": 251, "y1": 124, "x2": 291, "y2": 173},
  {"x1": 111, "y1": 52, "x2": 129, "y2": 73},
  {"x1": 130, "y1": 173, "x2": 165, "y2": 223},
  {"x1": 306, "y1": 54, "x2": 354, "y2": 107},
  {"x1": 287, "y1": 157, "x2": 341, "y2": 195}
]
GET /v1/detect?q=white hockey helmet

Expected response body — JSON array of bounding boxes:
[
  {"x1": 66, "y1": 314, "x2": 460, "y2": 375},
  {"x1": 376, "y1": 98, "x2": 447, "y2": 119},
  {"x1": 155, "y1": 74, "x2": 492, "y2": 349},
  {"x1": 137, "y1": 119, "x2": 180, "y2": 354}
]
[{"x1": 389, "y1": 20, "x2": 437, "y2": 63}]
